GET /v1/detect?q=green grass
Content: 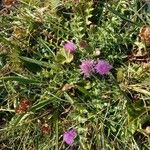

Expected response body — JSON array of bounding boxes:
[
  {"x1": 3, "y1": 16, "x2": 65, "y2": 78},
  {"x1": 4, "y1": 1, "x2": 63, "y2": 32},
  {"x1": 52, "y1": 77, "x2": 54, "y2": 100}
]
[{"x1": 0, "y1": 0, "x2": 150, "y2": 149}]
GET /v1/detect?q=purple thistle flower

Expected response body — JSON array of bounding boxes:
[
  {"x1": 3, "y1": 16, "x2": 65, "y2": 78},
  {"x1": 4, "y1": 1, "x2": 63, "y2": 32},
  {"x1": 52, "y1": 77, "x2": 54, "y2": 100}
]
[
  {"x1": 95, "y1": 60, "x2": 112, "y2": 75},
  {"x1": 64, "y1": 41, "x2": 77, "y2": 53},
  {"x1": 80, "y1": 60, "x2": 95, "y2": 78},
  {"x1": 63, "y1": 129, "x2": 77, "y2": 146}
]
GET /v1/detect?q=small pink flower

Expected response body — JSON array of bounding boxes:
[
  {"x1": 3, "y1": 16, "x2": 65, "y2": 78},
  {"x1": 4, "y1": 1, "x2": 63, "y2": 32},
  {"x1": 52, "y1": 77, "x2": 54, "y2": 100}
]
[
  {"x1": 64, "y1": 41, "x2": 77, "y2": 53},
  {"x1": 95, "y1": 60, "x2": 112, "y2": 75},
  {"x1": 63, "y1": 129, "x2": 77, "y2": 146},
  {"x1": 80, "y1": 60, "x2": 95, "y2": 77}
]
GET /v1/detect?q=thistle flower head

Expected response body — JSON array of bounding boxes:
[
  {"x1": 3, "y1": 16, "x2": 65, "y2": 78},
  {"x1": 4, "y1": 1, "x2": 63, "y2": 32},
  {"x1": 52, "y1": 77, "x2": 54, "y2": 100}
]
[
  {"x1": 80, "y1": 59, "x2": 95, "y2": 77},
  {"x1": 64, "y1": 41, "x2": 77, "y2": 53},
  {"x1": 63, "y1": 129, "x2": 77, "y2": 146},
  {"x1": 95, "y1": 60, "x2": 112, "y2": 75}
]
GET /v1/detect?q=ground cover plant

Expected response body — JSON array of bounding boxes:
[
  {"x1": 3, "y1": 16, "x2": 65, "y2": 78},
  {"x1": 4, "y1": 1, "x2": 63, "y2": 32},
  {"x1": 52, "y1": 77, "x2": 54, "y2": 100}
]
[{"x1": 0, "y1": 0, "x2": 150, "y2": 149}]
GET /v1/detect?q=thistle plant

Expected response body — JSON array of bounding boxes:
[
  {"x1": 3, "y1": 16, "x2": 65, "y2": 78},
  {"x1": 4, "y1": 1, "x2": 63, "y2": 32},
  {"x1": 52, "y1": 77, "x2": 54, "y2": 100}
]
[{"x1": 0, "y1": 0, "x2": 150, "y2": 150}]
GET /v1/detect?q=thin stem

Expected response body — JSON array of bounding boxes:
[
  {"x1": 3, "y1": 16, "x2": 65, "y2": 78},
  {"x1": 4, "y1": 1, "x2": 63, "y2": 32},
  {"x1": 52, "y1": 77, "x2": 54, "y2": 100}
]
[{"x1": 0, "y1": 108, "x2": 15, "y2": 112}]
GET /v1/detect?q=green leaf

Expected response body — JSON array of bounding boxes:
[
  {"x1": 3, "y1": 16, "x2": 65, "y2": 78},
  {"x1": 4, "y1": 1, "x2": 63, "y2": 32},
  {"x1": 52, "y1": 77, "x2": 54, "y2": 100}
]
[
  {"x1": 9, "y1": 113, "x2": 30, "y2": 128},
  {"x1": 30, "y1": 91, "x2": 62, "y2": 112},
  {"x1": 55, "y1": 49, "x2": 74, "y2": 64},
  {"x1": 0, "y1": 35, "x2": 20, "y2": 51},
  {"x1": 38, "y1": 38, "x2": 55, "y2": 57},
  {"x1": 20, "y1": 56, "x2": 52, "y2": 68},
  {"x1": 76, "y1": 85, "x2": 90, "y2": 96},
  {"x1": 107, "y1": 6, "x2": 138, "y2": 25},
  {"x1": 50, "y1": 0, "x2": 60, "y2": 10},
  {"x1": 64, "y1": 92, "x2": 74, "y2": 104},
  {"x1": 30, "y1": 99, "x2": 55, "y2": 112},
  {"x1": 0, "y1": 76, "x2": 41, "y2": 84},
  {"x1": 117, "y1": 68, "x2": 124, "y2": 82}
]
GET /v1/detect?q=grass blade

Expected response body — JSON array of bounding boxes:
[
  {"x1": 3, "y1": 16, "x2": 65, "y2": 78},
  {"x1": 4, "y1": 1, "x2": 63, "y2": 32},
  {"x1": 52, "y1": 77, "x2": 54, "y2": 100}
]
[
  {"x1": 20, "y1": 56, "x2": 52, "y2": 68},
  {"x1": 0, "y1": 76, "x2": 41, "y2": 84}
]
